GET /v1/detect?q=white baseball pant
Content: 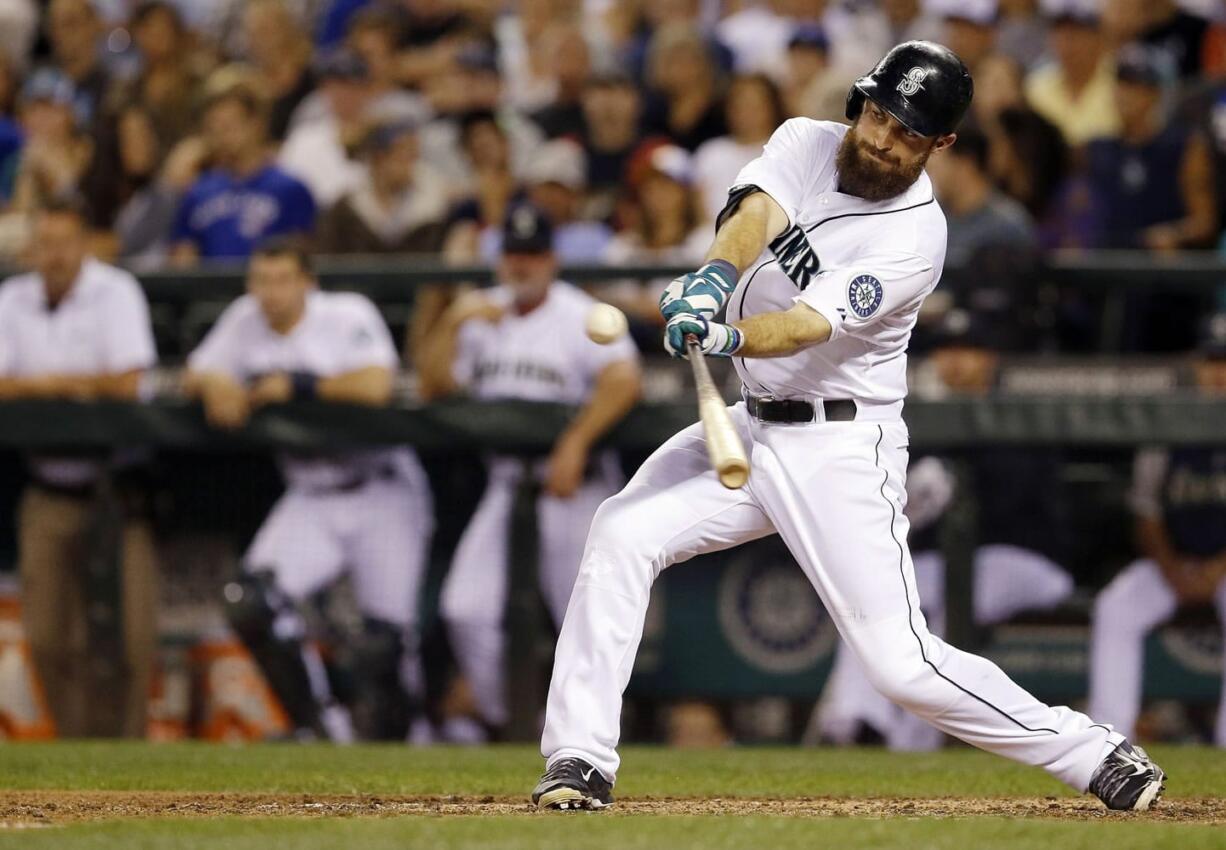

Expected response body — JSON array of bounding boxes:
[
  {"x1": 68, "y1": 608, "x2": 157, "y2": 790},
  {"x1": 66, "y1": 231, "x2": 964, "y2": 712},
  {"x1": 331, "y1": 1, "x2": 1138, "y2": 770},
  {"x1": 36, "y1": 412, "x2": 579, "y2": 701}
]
[
  {"x1": 542, "y1": 405, "x2": 1120, "y2": 789},
  {"x1": 440, "y1": 457, "x2": 621, "y2": 728},
  {"x1": 814, "y1": 545, "x2": 1075, "y2": 750},
  {"x1": 1088, "y1": 558, "x2": 1226, "y2": 747},
  {"x1": 245, "y1": 461, "x2": 434, "y2": 717},
  {"x1": 246, "y1": 469, "x2": 433, "y2": 629}
]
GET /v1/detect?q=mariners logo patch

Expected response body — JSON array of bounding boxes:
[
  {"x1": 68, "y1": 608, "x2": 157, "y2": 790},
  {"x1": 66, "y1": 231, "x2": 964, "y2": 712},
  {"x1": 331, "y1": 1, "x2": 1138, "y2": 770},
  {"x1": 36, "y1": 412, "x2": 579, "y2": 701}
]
[
  {"x1": 896, "y1": 67, "x2": 929, "y2": 97},
  {"x1": 848, "y1": 274, "x2": 884, "y2": 318}
]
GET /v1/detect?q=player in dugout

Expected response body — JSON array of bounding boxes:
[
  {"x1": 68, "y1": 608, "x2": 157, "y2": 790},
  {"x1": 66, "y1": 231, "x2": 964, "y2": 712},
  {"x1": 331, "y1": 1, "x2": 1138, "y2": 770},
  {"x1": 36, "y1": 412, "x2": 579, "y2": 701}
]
[
  {"x1": 418, "y1": 203, "x2": 641, "y2": 742},
  {"x1": 1089, "y1": 315, "x2": 1226, "y2": 748},
  {"x1": 183, "y1": 238, "x2": 433, "y2": 741}
]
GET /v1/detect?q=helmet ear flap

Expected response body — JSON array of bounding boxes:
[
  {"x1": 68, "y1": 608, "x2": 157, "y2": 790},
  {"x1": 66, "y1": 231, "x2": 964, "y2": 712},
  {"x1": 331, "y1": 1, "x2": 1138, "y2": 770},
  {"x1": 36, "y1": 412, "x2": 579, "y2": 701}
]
[{"x1": 845, "y1": 84, "x2": 866, "y2": 123}]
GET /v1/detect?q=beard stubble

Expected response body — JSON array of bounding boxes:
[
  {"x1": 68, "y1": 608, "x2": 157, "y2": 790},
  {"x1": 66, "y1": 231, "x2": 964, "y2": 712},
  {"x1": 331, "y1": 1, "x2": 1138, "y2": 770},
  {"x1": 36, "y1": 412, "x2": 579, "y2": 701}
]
[{"x1": 835, "y1": 129, "x2": 931, "y2": 202}]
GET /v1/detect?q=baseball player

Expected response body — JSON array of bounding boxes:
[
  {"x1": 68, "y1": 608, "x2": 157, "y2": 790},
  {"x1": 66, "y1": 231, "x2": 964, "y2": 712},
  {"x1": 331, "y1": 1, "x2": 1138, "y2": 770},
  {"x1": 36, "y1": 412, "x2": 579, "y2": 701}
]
[
  {"x1": 418, "y1": 204, "x2": 641, "y2": 740},
  {"x1": 531, "y1": 42, "x2": 1165, "y2": 812},
  {"x1": 1088, "y1": 321, "x2": 1226, "y2": 747},
  {"x1": 184, "y1": 239, "x2": 433, "y2": 741}
]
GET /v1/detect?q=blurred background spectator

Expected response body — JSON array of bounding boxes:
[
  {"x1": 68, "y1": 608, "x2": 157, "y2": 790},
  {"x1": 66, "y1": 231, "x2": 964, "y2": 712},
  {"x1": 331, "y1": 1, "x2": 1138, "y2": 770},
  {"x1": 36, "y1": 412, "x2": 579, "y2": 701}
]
[
  {"x1": 1079, "y1": 44, "x2": 1215, "y2": 254},
  {"x1": 692, "y1": 72, "x2": 787, "y2": 223},
  {"x1": 929, "y1": 0, "x2": 999, "y2": 73},
  {"x1": 970, "y1": 52, "x2": 1067, "y2": 222},
  {"x1": 45, "y1": 0, "x2": 111, "y2": 130},
  {"x1": 315, "y1": 118, "x2": 449, "y2": 255},
  {"x1": 1024, "y1": 3, "x2": 1120, "y2": 146},
  {"x1": 240, "y1": 0, "x2": 317, "y2": 141},
  {"x1": 926, "y1": 127, "x2": 1037, "y2": 268},
  {"x1": 169, "y1": 84, "x2": 315, "y2": 263},
  {"x1": 476, "y1": 137, "x2": 612, "y2": 263},
  {"x1": 642, "y1": 23, "x2": 727, "y2": 151},
  {"x1": 277, "y1": 49, "x2": 377, "y2": 208},
  {"x1": 604, "y1": 142, "x2": 708, "y2": 330},
  {"x1": 577, "y1": 71, "x2": 643, "y2": 219},
  {"x1": 107, "y1": 1, "x2": 204, "y2": 150}
]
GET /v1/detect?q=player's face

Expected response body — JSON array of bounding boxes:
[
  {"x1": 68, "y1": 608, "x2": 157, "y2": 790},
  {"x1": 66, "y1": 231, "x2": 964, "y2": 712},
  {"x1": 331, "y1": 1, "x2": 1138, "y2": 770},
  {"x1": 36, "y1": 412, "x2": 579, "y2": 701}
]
[
  {"x1": 31, "y1": 211, "x2": 87, "y2": 298},
  {"x1": 837, "y1": 101, "x2": 954, "y2": 201},
  {"x1": 248, "y1": 255, "x2": 313, "y2": 331},
  {"x1": 499, "y1": 252, "x2": 556, "y2": 309}
]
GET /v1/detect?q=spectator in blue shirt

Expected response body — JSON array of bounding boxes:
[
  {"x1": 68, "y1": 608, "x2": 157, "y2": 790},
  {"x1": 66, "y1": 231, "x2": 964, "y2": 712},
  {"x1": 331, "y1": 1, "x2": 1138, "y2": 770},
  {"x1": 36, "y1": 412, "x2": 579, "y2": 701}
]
[{"x1": 170, "y1": 84, "x2": 315, "y2": 263}]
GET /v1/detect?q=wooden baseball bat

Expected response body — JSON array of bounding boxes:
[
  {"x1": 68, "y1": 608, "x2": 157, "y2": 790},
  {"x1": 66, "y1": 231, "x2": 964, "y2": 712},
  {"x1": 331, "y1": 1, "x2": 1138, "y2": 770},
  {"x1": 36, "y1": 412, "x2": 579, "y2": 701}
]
[{"x1": 686, "y1": 335, "x2": 750, "y2": 489}]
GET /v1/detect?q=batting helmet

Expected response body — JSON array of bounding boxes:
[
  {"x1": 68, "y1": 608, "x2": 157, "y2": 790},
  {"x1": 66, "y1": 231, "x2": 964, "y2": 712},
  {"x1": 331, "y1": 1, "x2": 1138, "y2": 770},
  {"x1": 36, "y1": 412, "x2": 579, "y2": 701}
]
[{"x1": 845, "y1": 41, "x2": 973, "y2": 138}]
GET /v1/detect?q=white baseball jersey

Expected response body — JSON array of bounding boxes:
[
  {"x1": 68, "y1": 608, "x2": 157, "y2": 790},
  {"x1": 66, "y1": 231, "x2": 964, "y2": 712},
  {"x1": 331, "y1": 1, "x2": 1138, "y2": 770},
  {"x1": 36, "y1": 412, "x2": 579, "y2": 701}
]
[
  {"x1": 542, "y1": 120, "x2": 1122, "y2": 793},
  {"x1": 188, "y1": 290, "x2": 413, "y2": 491},
  {"x1": 0, "y1": 259, "x2": 156, "y2": 485},
  {"x1": 454, "y1": 281, "x2": 638, "y2": 405},
  {"x1": 725, "y1": 118, "x2": 947, "y2": 407}
]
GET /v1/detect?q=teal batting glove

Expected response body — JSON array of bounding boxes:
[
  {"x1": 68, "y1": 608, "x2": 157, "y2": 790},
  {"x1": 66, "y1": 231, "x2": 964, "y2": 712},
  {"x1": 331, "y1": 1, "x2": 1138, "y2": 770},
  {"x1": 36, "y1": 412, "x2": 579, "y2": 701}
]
[{"x1": 664, "y1": 313, "x2": 743, "y2": 359}]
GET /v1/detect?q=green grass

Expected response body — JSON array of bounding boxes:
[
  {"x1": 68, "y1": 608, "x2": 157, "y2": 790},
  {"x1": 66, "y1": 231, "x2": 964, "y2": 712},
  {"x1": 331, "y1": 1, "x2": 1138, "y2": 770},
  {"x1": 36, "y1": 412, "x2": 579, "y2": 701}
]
[
  {"x1": 1, "y1": 743, "x2": 1223, "y2": 850},
  {"x1": 6, "y1": 817, "x2": 1226, "y2": 850},
  {"x1": 1, "y1": 742, "x2": 1222, "y2": 798}
]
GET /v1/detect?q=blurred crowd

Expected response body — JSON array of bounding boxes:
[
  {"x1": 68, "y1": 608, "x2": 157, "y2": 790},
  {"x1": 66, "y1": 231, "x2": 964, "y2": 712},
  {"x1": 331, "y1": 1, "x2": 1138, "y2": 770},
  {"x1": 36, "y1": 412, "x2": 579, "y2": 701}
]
[{"x1": 0, "y1": 0, "x2": 1223, "y2": 284}]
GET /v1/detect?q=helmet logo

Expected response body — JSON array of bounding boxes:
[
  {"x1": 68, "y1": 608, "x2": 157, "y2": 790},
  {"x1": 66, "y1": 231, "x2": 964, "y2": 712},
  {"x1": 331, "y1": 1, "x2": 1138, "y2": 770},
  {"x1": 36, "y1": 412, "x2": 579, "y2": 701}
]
[{"x1": 896, "y1": 67, "x2": 929, "y2": 97}]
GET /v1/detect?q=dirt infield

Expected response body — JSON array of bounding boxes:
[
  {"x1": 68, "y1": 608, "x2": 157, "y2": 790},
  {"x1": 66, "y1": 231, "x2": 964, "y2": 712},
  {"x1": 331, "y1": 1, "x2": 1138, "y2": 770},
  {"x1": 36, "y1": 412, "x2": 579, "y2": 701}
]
[{"x1": 2, "y1": 791, "x2": 1224, "y2": 826}]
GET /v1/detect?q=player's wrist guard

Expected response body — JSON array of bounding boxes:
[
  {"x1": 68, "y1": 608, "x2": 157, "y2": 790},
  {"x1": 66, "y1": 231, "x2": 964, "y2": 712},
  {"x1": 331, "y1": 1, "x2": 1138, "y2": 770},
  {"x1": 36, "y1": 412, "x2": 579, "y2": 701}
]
[{"x1": 659, "y1": 259, "x2": 739, "y2": 321}]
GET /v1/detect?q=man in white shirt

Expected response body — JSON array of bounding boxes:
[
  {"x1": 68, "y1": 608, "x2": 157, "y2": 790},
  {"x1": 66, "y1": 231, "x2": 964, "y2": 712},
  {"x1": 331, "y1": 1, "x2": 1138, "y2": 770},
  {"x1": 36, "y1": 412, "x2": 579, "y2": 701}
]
[
  {"x1": 277, "y1": 49, "x2": 374, "y2": 209},
  {"x1": 0, "y1": 198, "x2": 158, "y2": 738},
  {"x1": 184, "y1": 238, "x2": 433, "y2": 741},
  {"x1": 532, "y1": 41, "x2": 1165, "y2": 814},
  {"x1": 419, "y1": 204, "x2": 641, "y2": 741}
]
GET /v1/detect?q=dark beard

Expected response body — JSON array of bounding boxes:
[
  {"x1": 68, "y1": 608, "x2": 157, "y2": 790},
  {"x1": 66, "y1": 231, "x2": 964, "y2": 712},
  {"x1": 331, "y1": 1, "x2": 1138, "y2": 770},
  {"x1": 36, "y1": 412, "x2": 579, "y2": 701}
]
[{"x1": 835, "y1": 131, "x2": 930, "y2": 201}]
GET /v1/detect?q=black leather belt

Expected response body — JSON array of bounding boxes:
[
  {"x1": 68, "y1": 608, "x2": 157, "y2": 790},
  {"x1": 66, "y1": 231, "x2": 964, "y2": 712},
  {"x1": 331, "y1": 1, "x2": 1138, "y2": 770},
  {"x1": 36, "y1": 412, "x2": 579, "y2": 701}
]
[
  {"x1": 746, "y1": 395, "x2": 857, "y2": 423},
  {"x1": 317, "y1": 464, "x2": 399, "y2": 494}
]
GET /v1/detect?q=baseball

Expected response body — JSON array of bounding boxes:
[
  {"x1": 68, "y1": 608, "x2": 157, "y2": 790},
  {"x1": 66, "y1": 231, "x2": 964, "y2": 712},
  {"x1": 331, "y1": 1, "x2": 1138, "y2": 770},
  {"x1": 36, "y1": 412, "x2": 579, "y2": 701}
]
[{"x1": 585, "y1": 303, "x2": 628, "y2": 345}]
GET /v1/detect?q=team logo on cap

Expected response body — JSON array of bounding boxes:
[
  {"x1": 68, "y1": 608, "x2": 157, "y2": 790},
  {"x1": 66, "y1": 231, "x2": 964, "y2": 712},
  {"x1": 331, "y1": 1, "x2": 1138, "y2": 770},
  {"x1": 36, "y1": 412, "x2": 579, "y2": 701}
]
[
  {"x1": 511, "y1": 206, "x2": 537, "y2": 237},
  {"x1": 848, "y1": 274, "x2": 883, "y2": 319},
  {"x1": 896, "y1": 67, "x2": 929, "y2": 97}
]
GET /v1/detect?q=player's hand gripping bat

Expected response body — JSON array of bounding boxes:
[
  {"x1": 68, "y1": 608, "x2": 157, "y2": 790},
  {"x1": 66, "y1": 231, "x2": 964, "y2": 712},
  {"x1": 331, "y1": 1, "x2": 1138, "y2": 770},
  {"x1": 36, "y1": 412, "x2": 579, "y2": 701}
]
[{"x1": 686, "y1": 334, "x2": 749, "y2": 489}]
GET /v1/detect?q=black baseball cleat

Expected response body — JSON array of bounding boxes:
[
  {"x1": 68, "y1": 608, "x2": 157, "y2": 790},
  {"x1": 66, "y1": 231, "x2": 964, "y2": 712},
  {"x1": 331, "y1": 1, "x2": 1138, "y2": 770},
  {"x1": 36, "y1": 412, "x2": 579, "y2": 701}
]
[
  {"x1": 1088, "y1": 741, "x2": 1166, "y2": 811},
  {"x1": 531, "y1": 757, "x2": 614, "y2": 811}
]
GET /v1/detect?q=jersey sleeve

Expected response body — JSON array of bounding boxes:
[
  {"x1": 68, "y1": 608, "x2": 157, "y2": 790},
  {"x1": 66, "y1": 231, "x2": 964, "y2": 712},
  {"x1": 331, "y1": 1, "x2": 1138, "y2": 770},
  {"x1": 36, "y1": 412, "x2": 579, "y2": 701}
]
[
  {"x1": 100, "y1": 274, "x2": 157, "y2": 373},
  {"x1": 723, "y1": 118, "x2": 827, "y2": 228},
  {"x1": 1128, "y1": 449, "x2": 1169, "y2": 520},
  {"x1": 186, "y1": 300, "x2": 247, "y2": 377},
  {"x1": 793, "y1": 253, "x2": 936, "y2": 341},
  {"x1": 332, "y1": 297, "x2": 398, "y2": 374}
]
